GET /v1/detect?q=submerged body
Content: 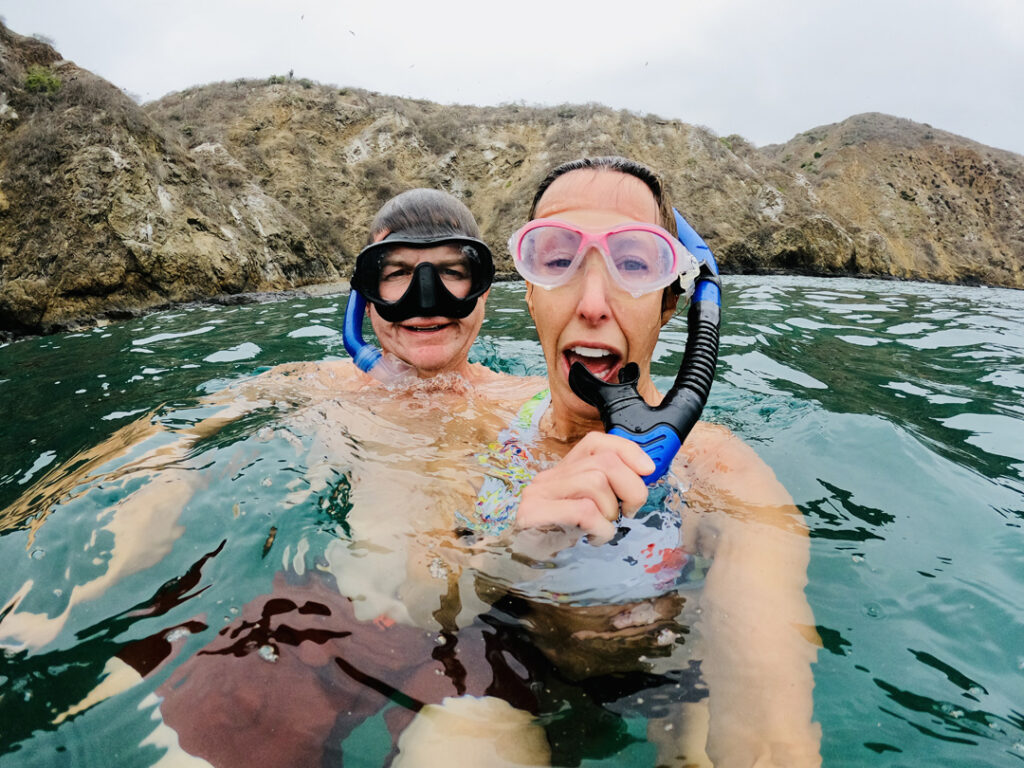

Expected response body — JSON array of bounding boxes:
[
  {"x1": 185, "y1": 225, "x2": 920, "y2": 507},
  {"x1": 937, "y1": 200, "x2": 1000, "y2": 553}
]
[{"x1": 1, "y1": 174, "x2": 819, "y2": 765}]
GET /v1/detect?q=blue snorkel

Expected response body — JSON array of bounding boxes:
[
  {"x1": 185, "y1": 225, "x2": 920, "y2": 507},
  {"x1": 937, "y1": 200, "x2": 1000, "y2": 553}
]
[
  {"x1": 568, "y1": 209, "x2": 722, "y2": 483},
  {"x1": 342, "y1": 289, "x2": 415, "y2": 383}
]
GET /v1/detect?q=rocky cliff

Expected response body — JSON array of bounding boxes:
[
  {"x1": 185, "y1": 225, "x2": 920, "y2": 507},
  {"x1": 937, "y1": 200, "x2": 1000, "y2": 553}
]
[
  {"x1": 1, "y1": 21, "x2": 1021, "y2": 335},
  {"x1": 0, "y1": 25, "x2": 341, "y2": 335}
]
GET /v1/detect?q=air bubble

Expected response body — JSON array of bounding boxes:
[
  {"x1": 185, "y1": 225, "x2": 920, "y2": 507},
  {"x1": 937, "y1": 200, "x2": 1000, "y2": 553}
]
[{"x1": 166, "y1": 627, "x2": 192, "y2": 643}]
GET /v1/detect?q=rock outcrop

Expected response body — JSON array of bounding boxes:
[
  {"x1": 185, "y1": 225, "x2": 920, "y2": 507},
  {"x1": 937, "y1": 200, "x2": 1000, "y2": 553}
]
[
  {"x1": 0, "y1": 25, "x2": 341, "y2": 335},
  {"x1": 1, "y1": 20, "x2": 1021, "y2": 335}
]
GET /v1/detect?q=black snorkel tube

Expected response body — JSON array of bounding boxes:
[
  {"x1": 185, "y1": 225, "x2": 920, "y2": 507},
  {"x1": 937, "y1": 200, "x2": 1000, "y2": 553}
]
[{"x1": 568, "y1": 209, "x2": 721, "y2": 484}]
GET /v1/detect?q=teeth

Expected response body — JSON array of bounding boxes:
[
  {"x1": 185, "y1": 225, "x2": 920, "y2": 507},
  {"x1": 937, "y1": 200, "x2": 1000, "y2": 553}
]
[{"x1": 571, "y1": 346, "x2": 611, "y2": 358}]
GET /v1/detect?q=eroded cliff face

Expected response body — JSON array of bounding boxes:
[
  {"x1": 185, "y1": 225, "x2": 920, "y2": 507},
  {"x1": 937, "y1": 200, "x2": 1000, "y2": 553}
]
[
  {"x1": 145, "y1": 83, "x2": 1024, "y2": 291},
  {"x1": 0, "y1": 25, "x2": 340, "y2": 334},
  {"x1": 1, "y1": 20, "x2": 1021, "y2": 335}
]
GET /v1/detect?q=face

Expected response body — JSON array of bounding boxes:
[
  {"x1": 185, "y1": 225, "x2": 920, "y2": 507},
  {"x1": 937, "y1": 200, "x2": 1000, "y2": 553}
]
[
  {"x1": 368, "y1": 244, "x2": 487, "y2": 377},
  {"x1": 526, "y1": 170, "x2": 675, "y2": 430}
]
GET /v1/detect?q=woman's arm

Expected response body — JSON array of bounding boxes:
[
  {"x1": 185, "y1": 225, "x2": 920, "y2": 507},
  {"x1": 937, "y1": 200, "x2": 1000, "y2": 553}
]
[{"x1": 684, "y1": 423, "x2": 821, "y2": 767}]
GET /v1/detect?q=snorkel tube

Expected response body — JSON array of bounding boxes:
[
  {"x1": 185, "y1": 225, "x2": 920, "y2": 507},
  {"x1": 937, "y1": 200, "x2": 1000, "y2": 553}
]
[
  {"x1": 568, "y1": 209, "x2": 721, "y2": 484},
  {"x1": 342, "y1": 289, "x2": 414, "y2": 384}
]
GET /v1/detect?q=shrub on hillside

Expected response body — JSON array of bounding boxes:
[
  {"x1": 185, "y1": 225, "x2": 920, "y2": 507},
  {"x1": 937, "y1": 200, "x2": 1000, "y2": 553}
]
[{"x1": 24, "y1": 65, "x2": 61, "y2": 94}]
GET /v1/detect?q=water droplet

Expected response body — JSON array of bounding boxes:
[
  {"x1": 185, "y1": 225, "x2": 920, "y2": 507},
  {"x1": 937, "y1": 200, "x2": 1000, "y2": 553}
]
[
  {"x1": 862, "y1": 602, "x2": 884, "y2": 619},
  {"x1": 257, "y1": 645, "x2": 278, "y2": 663},
  {"x1": 30, "y1": 549, "x2": 45, "y2": 560},
  {"x1": 664, "y1": 723, "x2": 674, "y2": 731},
  {"x1": 435, "y1": 635, "x2": 447, "y2": 646}
]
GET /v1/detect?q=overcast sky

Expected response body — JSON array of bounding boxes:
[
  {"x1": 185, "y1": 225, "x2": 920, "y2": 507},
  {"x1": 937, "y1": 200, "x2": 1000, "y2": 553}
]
[{"x1": 3, "y1": 0, "x2": 1022, "y2": 155}]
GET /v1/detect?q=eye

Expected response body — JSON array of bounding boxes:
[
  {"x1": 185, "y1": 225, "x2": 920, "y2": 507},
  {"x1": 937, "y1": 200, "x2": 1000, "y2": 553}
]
[
  {"x1": 380, "y1": 265, "x2": 411, "y2": 281},
  {"x1": 542, "y1": 256, "x2": 574, "y2": 271},
  {"x1": 617, "y1": 258, "x2": 650, "y2": 273},
  {"x1": 531, "y1": 229, "x2": 579, "y2": 273},
  {"x1": 440, "y1": 265, "x2": 470, "y2": 280}
]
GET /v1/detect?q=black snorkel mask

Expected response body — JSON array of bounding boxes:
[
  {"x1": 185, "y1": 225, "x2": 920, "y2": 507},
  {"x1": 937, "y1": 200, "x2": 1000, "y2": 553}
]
[
  {"x1": 343, "y1": 233, "x2": 495, "y2": 382},
  {"x1": 349, "y1": 234, "x2": 495, "y2": 323},
  {"x1": 568, "y1": 209, "x2": 722, "y2": 484}
]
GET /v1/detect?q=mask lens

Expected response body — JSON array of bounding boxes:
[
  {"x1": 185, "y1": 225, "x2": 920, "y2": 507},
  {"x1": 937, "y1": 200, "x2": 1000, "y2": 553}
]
[
  {"x1": 519, "y1": 226, "x2": 583, "y2": 282},
  {"x1": 377, "y1": 247, "x2": 475, "y2": 302},
  {"x1": 606, "y1": 229, "x2": 676, "y2": 290}
]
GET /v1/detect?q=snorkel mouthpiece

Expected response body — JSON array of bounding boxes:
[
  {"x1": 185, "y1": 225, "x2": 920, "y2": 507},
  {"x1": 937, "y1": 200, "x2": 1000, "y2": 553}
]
[{"x1": 569, "y1": 209, "x2": 722, "y2": 484}]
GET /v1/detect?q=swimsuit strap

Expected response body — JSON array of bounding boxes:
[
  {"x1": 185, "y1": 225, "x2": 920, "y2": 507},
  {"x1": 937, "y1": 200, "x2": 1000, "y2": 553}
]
[{"x1": 462, "y1": 390, "x2": 550, "y2": 537}]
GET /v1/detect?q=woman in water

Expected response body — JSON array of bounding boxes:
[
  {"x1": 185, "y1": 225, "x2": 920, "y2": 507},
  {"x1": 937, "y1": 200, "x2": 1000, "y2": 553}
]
[{"x1": 406, "y1": 157, "x2": 822, "y2": 767}]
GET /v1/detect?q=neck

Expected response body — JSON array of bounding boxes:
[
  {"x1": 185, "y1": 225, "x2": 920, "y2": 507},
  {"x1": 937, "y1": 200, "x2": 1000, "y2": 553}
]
[{"x1": 544, "y1": 373, "x2": 663, "y2": 443}]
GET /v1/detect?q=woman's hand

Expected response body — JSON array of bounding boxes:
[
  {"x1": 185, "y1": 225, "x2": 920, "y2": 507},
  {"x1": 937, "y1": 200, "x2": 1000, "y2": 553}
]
[{"x1": 515, "y1": 432, "x2": 655, "y2": 543}]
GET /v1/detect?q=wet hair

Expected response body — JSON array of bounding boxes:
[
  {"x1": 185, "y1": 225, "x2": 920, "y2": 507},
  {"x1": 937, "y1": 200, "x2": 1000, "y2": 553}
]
[
  {"x1": 368, "y1": 188, "x2": 481, "y2": 244},
  {"x1": 528, "y1": 156, "x2": 678, "y2": 237}
]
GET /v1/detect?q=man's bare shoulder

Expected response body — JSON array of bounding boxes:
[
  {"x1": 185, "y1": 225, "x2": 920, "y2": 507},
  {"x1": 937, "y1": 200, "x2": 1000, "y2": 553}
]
[
  {"x1": 230, "y1": 360, "x2": 367, "y2": 402},
  {"x1": 472, "y1": 371, "x2": 548, "y2": 404}
]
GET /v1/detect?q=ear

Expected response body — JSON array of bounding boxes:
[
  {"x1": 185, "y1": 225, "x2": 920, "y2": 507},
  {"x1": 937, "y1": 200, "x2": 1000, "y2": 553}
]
[
  {"x1": 660, "y1": 289, "x2": 681, "y2": 327},
  {"x1": 525, "y1": 282, "x2": 537, "y2": 320}
]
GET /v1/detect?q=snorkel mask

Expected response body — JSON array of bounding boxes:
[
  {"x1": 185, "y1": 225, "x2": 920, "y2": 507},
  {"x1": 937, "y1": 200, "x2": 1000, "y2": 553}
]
[
  {"x1": 342, "y1": 233, "x2": 495, "y2": 382},
  {"x1": 568, "y1": 209, "x2": 721, "y2": 484}
]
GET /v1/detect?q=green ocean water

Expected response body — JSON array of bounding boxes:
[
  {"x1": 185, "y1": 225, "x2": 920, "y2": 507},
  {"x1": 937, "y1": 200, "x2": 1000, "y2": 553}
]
[{"x1": 0, "y1": 276, "x2": 1022, "y2": 766}]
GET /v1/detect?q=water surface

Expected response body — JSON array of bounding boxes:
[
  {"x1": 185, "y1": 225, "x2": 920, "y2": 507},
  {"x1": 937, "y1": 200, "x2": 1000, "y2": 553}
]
[{"x1": 1, "y1": 276, "x2": 1022, "y2": 766}]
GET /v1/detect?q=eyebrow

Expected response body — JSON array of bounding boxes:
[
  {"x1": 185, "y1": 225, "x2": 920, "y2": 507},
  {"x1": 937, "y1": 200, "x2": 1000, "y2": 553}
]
[{"x1": 380, "y1": 253, "x2": 467, "y2": 268}]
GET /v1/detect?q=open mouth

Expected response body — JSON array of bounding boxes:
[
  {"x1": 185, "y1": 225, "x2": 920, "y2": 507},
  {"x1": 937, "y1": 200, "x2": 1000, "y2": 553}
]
[
  {"x1": 401, "y1": 322, "x2": 453, "y2": 333},
  {"x1": 563, "y1": 345, "x2": 622, "y2": 382}
]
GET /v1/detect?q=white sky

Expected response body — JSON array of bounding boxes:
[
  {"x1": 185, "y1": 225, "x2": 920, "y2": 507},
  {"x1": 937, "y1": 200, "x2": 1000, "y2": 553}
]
[{"x1": 3, "y1": 0, "x2": 1023, "y2": 155}]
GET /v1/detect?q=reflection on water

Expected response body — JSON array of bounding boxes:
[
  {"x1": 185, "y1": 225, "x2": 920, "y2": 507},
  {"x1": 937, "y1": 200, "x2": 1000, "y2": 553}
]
[{"x1": 1, "y1": 277, "x2": 1023, "y2": 766}]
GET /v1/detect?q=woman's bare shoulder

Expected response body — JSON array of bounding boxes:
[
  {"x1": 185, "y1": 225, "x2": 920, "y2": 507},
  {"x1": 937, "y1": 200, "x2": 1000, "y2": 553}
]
[{"x1": 679, "y1": 421, "x2": 795, "y2": 508}]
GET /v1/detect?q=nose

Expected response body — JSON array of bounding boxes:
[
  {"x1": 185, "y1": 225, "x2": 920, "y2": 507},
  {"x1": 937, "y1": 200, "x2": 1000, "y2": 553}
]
[{"x1": 574, "y1": 250, "x2": 613, "y2": 325}]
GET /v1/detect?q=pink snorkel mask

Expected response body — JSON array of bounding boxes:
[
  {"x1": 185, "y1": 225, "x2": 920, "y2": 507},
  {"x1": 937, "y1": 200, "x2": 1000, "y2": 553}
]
[{"x1": 508, "y1": 219, "x2": 701, "y2": 297}]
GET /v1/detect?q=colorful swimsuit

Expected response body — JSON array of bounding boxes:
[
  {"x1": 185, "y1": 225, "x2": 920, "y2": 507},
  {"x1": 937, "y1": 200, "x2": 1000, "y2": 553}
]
[{"x1": 466, "y1": 391, "x2": 708, "y2": 606}]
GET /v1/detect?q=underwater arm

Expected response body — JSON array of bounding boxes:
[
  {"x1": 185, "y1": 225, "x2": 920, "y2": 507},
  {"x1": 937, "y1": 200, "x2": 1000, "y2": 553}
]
[
  {"x1": 687, "y1": 426, "x2": 822, "y2": 767},
  {"x1": 0, "y1": 386, "x2": 282, "y2": 651}
]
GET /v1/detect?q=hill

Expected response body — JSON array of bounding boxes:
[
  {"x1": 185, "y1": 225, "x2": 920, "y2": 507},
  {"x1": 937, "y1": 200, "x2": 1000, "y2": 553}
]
[{"x1": 1, "y1": 21, "x2": 1021, "y2": 335}]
